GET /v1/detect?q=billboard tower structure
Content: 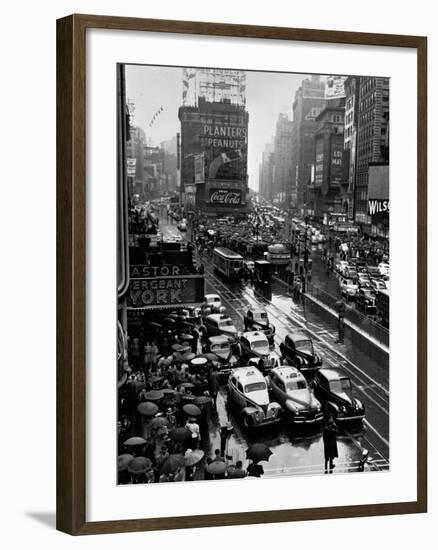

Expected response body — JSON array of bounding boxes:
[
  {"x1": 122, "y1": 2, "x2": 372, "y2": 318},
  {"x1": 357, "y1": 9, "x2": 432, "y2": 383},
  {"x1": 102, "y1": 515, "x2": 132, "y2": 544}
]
[{"x1": 179, "y1": 68, "x2": 249, "y2": 216}]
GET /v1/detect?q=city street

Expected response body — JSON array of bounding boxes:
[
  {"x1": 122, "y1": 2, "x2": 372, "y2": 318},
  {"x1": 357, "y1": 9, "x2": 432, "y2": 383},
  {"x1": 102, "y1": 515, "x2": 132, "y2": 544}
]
[{"x1": 161, "y1": 219, "x2": 389, "y2": 478}]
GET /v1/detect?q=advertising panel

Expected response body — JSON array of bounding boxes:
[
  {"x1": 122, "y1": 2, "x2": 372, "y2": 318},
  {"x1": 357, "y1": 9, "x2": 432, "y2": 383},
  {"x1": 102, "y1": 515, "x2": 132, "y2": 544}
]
[
  {"x1": 330, "y1": 136, "x2": 345, "y2": 184},
  {"x1": 194, "y1": 153, "x2": 205, "y2": 183},
  {"x1": 127, "y1": 273, "x2": 204, "y2": 308},
  {"x1": 208, "y1": 188, "x2": 242, "y2": 205},
  {"x1": 367, "y1": 164, "x2": 389, "y2": 222}
]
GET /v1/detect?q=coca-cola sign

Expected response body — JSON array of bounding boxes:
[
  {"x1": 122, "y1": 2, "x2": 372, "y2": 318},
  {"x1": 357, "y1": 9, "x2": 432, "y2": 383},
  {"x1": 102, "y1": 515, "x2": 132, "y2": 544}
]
[{"x1": 209, "y1": 188, "x2": 241, "y2": 205}]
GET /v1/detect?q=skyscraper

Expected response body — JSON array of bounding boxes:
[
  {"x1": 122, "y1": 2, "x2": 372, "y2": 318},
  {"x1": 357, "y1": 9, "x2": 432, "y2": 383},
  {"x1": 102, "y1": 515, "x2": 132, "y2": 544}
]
[
  {"x1": 290, "y1": 75, "x2": 326, "y2": 211},
  {"x1": 355, "y1": 77, "x2": 390, "y2": 227}
]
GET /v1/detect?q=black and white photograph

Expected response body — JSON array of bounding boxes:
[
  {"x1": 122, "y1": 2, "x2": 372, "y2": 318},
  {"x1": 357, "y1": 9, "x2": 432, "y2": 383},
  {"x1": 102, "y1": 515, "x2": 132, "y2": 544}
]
[{"x1": 116, "y1": 64, "x2": 390, "y2": 485}]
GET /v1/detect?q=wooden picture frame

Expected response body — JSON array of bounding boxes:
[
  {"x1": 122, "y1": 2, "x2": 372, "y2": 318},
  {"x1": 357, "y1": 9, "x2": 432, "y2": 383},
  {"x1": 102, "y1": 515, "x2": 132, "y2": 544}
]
[{"x1": 56, "y1": 13, "x2": 427, "y2": 535}]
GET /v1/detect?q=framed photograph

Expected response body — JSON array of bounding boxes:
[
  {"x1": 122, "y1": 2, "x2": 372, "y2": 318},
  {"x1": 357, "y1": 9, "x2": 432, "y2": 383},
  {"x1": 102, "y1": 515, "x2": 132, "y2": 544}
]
[{"x1": 57, "y1": 14, "x2": 427, "y2": 535}]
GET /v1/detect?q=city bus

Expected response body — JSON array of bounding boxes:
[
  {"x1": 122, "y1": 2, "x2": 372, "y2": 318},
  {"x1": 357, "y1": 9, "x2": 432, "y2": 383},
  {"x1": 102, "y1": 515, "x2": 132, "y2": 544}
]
[
  {"x1": 375, "y1": 288, "x2": 390, "y2": 327},
  {"x1": 213, "y1": 247, "x2": 244, "y2": 279}
]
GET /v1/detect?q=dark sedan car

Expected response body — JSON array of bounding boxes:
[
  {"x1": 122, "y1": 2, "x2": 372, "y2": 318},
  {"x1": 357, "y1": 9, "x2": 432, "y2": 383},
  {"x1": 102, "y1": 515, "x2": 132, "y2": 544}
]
[
  {"x1": 356, "y1": 288, "x2": 377, "y2": 314},
  {"x1": 313, "y1": 368, "x2": 365, "y2": 422},
  {"x1": 279, "y1": 332, "x2": 322, "y2": 376}
]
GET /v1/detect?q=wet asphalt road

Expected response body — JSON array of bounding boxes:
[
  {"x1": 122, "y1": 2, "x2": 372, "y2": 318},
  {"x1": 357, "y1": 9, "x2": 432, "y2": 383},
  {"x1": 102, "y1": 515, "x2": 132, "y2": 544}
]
[{"x1": 161, "y1": 220, "x2": 389, "y2": 477}]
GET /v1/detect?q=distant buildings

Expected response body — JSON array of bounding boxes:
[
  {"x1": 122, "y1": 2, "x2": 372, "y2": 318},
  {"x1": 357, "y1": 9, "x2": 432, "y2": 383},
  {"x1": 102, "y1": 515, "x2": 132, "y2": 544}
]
[{"x1": 258, "y1": 73, "x2": 389, "y2": 235}]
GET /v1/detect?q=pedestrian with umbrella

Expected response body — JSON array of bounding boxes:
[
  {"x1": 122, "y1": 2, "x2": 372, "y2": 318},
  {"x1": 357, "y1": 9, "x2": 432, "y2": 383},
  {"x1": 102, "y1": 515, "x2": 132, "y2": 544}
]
[
  {"x1": 246, "y1": 443, "x2": 272, "y2": 478},
  {"x1": 323, "y1": 416, "x2": 339, "y2": 473}
]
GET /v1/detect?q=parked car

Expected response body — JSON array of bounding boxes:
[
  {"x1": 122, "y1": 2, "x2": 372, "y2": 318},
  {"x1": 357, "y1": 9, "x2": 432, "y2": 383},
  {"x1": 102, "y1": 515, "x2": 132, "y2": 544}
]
[
  {"x1": 356, "y1": 288, "x2": 377, "y2": 314},
  {"x1": 339, "y1": 277, "x2": 358, "y2": 300},
  {"x1": 335, "y1": 260, "x2": 349, "y2": 276},
  {"x1": 370, "y1": 278, "x2": 387, "y2": 292},
  {"x1": 204, "y1": 314, "x2": 238, "y2": 339},
  {"x1": 202, "y1": 335, "x2": 239, "y2": 375},
  {"x1": 240, "y1": 331, "x2": 281, "y2": 373},
  {"x1": 279, "y1": 332, "x2": 322, "y2": 376},
  {"x1": 344, "y1": 266, "x2": 358, "y2": 280},
  {"x1": 227, "y1": 366, "x2": 281, "y2": 428},
  {"x1": 378, "y1": 262, "x2": 390, "y2": 277},
  {"x1": 268, "y1": 366, "x2": 324, "y2": 425},
  {"x1": 313, "y1": 368, "x2": 365, "y2": 422},
  {"x1": 366, "y1": 265, "x2": 382, "y2": 279},
  {"x1": 357, "y1": 272, "x2": 372, "y2": 288},
  {"x1": 243, "y1": 308, "x2": 275, "y2": 344},
  {"x1": 203, "y1": 294, "x2": 223, "y2": 313}
]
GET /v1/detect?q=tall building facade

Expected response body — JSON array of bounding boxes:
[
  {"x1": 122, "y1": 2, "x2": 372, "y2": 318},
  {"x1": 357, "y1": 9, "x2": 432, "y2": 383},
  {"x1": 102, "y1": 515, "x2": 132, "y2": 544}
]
[
  {"x1": 179, "y1": 68, "x2": 249, "y2": 216},
  {"x1": 343, "y1": 77, "x2": 360, "y2": 220},
  {"x1": 272, "y1": 114, "x2": 294, "y2": 203},
  {"x1": 310, "y1": 99, "x2": 348, "y2": 218},
  {"x1": 355, "y1": 77, "x2": 390, "y2": 227},
  {"x1": 290, "y1": 75, "x2": 326, "y2": 211}
]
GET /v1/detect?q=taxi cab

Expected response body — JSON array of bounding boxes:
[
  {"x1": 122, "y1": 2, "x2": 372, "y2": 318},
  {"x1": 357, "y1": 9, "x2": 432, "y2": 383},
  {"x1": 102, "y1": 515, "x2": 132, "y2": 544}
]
[
  {"x1": 243, "y1": 308, "x2": 275, "y2": 344},
  {"x1": 227, "y1": 367, "x2": 281, "y2": 428},
  {"x1": 203, "y1": 335, "x2": 239, "y2": 374},
  {"x1": 204, "y1": 314, "x2": 238, "y2": 339},
  {"x1": 268, "y1": 366, "x2": 324, "y2": 425},
  {"x1": 240, "y1": 331, "x2": 281, "y2": 373}
]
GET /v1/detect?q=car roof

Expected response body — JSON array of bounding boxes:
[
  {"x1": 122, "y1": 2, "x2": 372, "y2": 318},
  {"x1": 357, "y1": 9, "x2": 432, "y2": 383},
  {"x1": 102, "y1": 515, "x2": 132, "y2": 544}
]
[
  {"x1": 248, "y1": 308, "x2": 265, "y2": 314},
  {"x1": 242, "y1": 331, "x2": 269, "y2": 341},
  {"x1": 271, "y1": 365, "x2": 306, "y2": 382},
  {"x1": 231, "y1": 366, "x2": 265, "y2": 383},
  {"x1": 205, "y1": 294, "x2": 220, "y2": 300},
  {"x1": 317, "y1": 368, "x2": 349, "y2": 381},
  {"x1": 205, "y1": 314, "x2": 229, "y2": 322},
  {"x1": 208, "y1": 335, "x2": 230, "y2": 344}
]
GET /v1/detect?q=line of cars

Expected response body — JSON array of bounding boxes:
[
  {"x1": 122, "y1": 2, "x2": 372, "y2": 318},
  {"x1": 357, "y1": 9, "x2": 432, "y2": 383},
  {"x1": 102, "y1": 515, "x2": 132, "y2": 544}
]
[
  {"x1": 336, "y1": 259, "x2": 390, "y2": 316},
  {"x1": 197, "y1": 294, "x2": 365, "y2": 430}
]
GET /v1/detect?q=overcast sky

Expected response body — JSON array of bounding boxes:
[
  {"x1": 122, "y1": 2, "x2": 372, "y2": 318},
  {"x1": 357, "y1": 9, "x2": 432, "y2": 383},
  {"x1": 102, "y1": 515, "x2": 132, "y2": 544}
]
[{"x1": 125, "y1": 65, "x2": 310, "y2": 191}]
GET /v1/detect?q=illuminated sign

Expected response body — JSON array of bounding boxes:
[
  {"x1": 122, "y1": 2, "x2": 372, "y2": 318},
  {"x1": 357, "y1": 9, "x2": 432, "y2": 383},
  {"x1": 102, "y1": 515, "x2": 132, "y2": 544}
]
[{"x1": 209, "y1": 188, "x2": 242, "y2": 205}]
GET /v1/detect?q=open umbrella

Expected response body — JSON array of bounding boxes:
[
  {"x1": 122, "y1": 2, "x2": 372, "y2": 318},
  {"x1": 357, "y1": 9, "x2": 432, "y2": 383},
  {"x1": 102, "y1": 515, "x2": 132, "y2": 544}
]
[
  {"x1": 183, "y1": 403, "x2": 201, "y2": 416},
  {"x1": 180, "y1": 382, "x2": 195, "y2": 389},
  {"x1": 193, "y1": 396, "x2": 212, "y2": 406},
  {"x1": 184, "y1": 449, "x2": 204, "y2": 467},
  {"x1": 126, "y1": 379, "x2": 145, "y2": 392},
  {"x1": 178, "y1": 344, "x2": 191, "y2": 354},
  {"x1": 191, "y1": 357, "x2": 209, "y2": 367},
  {"x1": 206, "y1": 461, "x2": 227, "y2": 475},
  {"x1": 137, "y1": 401, "x2": 159, "y2": 416},
  {"x1": 151, "y1": 375, "x2": 164, "y2": 384},
  {"x1": 198, "y1": 353, "x2": 217, "y2": 363},
  {"x1": 169, "y1": 427, "x2": 192, "y2": 442},
  {"x1": 246, "y1": 443, "x2": 272, "y2": 463},
  {"x1": 142, "y1": 390, "x2": 164, "y2": 402},
  {"x1": 171, "y1": 343, "x2": 185, "y2": 352},
  {"x1": 162, "y1": 317, "x2": 176, "y2": 325},
  {"x1": 182, "y1": 352, "x2": 196, "y2": 362},
  {"x1": 123, "y1": 436, "x2": 147, "y2": 447},
  {"x1": 118, "y1": 454, "x2": 134, "y2": 472},
  {"x1": 180, "y1": 333, "x2": 194, "y2": 342},
  {"x1": 128, "y1": 456, "x2": 153, "y2": 474},
  {"x1": 161, "y1": 388, "x2": 176, "y2": 396},
  {"x1": 160, "y1": 454, "x2": 185, "y2": 474}
]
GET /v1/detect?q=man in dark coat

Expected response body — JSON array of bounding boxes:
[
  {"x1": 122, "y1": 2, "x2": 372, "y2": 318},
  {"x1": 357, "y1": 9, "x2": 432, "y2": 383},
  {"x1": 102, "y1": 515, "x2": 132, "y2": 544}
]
[
  {"x1": 323, "y1": 417, "x2": 339, "y2": 472},
  {"x1": 208, "y1": 368, "x2": 220, "y2": 409}
]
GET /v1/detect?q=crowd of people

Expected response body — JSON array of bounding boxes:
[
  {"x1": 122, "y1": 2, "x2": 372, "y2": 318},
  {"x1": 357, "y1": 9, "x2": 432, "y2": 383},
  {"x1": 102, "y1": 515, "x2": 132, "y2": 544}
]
[{"x1": 118, "y1": 314, "x2": 269, "y2": 484}]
